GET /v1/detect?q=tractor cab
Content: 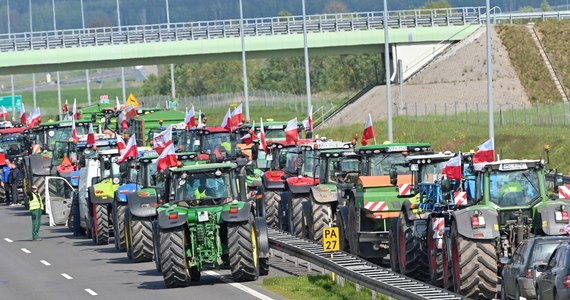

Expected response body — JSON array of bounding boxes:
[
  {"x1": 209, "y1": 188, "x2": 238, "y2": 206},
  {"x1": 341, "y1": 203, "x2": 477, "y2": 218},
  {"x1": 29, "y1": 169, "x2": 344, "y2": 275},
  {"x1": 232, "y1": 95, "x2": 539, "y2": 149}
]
[
  {"x1": 179, "y1": 127, "x2": 237, "y2": 161},
  {"x1": 0, "y1": 132, "x2": 30, "y2": 159}
]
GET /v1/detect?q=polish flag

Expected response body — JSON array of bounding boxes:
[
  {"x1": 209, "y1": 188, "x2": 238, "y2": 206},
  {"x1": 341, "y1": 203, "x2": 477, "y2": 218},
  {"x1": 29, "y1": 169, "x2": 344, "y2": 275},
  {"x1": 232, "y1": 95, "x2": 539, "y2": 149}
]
[
  {"x1": 221, "y1": 108, "x2": 232, "y2": 131},
  {"x1": 71, "y1": 118, "x2": 78, "y2": 143},
  {"x1": 117, "y1": 134, "x2": 138, "y2": 164},
  {"x1": 118, "y1": 111, "x2": 128, "y2": 131},
  {"x1": 63, "y1": 99, "x2": 69, "y2": 113},
  {"x1": 116, "y1": 96, "x2": 121, "y2": 111},
  {"x1": 124, "y1": 104, "x2": 138, "y2": 119},
  {"x1": 117, "y1": 135, "x2": 126, "y2": 153},
  {"x1": 154, "y1": 143, "x2": 179, "y2": 172},
  {"x1": 284, "y1": 118, "x2": 298, "y2": 144},
  {"x1": 361, "y1": 114, "x2": 375, "y2": 146},
  {"x1": 443, "y1": 155, "x2": 462, "y2": 181},
  {"x1": 28, "y1": 107, "x2": 42, "y2": 128},
  {"x1": 231, "y1": 103, "x2": 243, "y2": 127},
  {"x1": 19, "y1": 104, "x2": 27, "y2": 126},
  {"x1": 241, "y1": 121, "x2": 258, "y2": 144},
  {"x1": 307, "y1": 105, "x2": 313, "y2": 132},
  {"x1": 153, "y1": 125, "x2": 173, "y2": 155},
  {"x1": 0, "y1": 106, "x2": 8, "y2": 121},
  {"x1": 86, "y1": 123, "x2": 95, "y2": 146},
  {"x1": 185, "y1": 106, "x2": 196, "y2": 129},
  {"x1": 260, "y1": 118, "x2": 268, "y2": 153},
  {"x1": 473, "y1": 139, "x2": 495, "y2": 164},
  {"x1": 72, "y1": 99, "x2": 77, "y2": 120}
]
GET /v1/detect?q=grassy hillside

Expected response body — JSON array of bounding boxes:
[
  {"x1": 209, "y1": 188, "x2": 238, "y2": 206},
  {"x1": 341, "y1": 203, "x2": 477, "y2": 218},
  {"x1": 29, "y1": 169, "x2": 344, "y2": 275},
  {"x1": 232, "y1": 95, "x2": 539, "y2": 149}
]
[{"x1": 536, "y1": 20, "x2": 570, "y2": 97}]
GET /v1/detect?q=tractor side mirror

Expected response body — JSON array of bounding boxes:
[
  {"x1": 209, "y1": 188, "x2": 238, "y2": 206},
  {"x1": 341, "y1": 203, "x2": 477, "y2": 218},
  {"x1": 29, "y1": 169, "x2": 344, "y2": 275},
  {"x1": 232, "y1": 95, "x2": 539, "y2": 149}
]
[
  {"x1": 389, "y1": 167, "x2": 398, "y2": 186},
  {"x1": 555, "y1": 172, "x2": 564, "y2": 190},
  {"x1": 91, "y1": 176, "x2": 100, "y2": 186},
  {"x1": 536, "y1": 264, "x2": 546, "y2": 272},
  {"x1": 251, "y1": 144, "x2": 259, "y2": 161}
]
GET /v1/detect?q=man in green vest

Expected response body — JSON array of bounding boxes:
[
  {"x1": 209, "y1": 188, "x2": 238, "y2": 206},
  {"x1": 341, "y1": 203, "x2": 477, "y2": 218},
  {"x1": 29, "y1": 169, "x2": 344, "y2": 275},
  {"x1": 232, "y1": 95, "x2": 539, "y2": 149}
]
[
  {"x1": 194, "y1": 178, "x2": 209, "y2": 200},
  {"x1": 29, "y1": 185, "x2": 44, "y2": 241}
]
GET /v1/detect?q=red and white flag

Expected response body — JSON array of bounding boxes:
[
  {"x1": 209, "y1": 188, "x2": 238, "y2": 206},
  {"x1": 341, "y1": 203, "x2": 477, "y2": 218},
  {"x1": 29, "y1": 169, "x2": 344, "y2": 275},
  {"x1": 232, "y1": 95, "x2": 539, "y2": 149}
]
[
  {"x1": 221, "y1": 108, "x2": 232, "y2": 131},
  {"x1": 117, "y1": 134, "x2": 138, "y2": 164},
  {"x1": 361, "y1": 114, "x2": 375, "y2": 146},
  {"x1": 307, "y1": 105, "x2": 313, "y2": 132},
  {"x1": 116, "y1": 96, "x2": 121, "y2": 111},
  {"x1": 473, "y1": 139, "x2": 495, "y2": 164},
  {"x1": 241, "y1": 121, "x2": 258, "y2": 144},
  {"x1": 19, "y1": 103, "x2": 27, "y2": 126},
  {"x1": 284, "y1": 118, "x2": 298, "y2": 144},
  {"x1": 124, "y1": 104, "x2": 138, "y2": 119},
  {"x1": 185, "y1": 106, "x2": 196, "y2": 129},
  {"x1": 28, "y1": 107, "x2": 41, "y2": 128},
  {"x1": 0, "y1": 106, "x2": 8, "y2": 121},
  {"x1": 63, "y1": 99, "x2": 69, "y2": 113},
  {"x1": 117, "y1": 135, "x2": 126, "y2": 153},
  {"x1": 86, "y1": 123, "x2": 95, "y2": 146},
  {"x1": 260, "y1": 118, "x2": 268, "y2": 153},
  {"x1": 231, "y1": 103, "x2": 243, "y2": 127},
  {"x1": 72, "y1": 99, "x2": 77, "y2": 120},
  {"x1": 118, "y1": 111, "x2": 128, "y2": 131},
  {"x1": 155, "y1": 143, "x2": 179, "y2": 172},
  {"x1": 71, "y1": 118, "x2": 78, "y2": 143},
  {"x1": 443, "y1": 155, "x2": 462, "y2": 181},
  {"x1": 153, "y1": 125, "x2": 172, "y2": 155}
]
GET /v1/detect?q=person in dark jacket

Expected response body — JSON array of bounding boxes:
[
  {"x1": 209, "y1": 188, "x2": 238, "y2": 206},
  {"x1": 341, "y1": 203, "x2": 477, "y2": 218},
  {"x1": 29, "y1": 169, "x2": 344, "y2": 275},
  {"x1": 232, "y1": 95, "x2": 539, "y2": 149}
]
[{"x1": 8, "y1": 162, "x2": 22, "y2": 206}]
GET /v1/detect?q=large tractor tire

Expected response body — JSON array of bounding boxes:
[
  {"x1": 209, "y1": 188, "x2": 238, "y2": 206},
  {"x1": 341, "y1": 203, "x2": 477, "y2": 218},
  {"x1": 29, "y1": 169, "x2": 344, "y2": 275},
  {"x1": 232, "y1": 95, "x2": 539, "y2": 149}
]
[
  {"x1": 450, "y1": 222, "x2": 498, "y2": 299},
  {"x1": 347, "y1": 199, "x2": 360, "y2": 256},
  {"x1": 442, "y1": 229, "x2": 453, "y2": 290},
  {"x1": 398, "y1": 214, "x2": 428, "y2": 281},
  {"x1": 0, "y1": 185, "x2": 6, "y2": 203},
  {"x1": 427, "y1": 217, "x2": 444, "y2": 287},
  {"x1": 309, "y1": 200, "x2": 332, "y2": 243},
  {"x1": 113, "y1": 203, "x2": 127, "y2": 251},
  {"x1": 128, "y1": 215, "x2": 154, "y2": 263},
  {"x1": 288, "y1": 195, "x2": 307, "y2": 238},
  {"x1": 159, "y1": 226, "x2": 192, "y2": 288},
  {"x1": 93, "y1": 204, "x2": 109, "y2": 245},
  {"x1": 336, "y1": 210, "x2": 349, "y2": 252},
  {"x1": 228, "y1": 214, "x2": 259, "y2": 282},
  {"x1": 264, "y1": 190, "x2": 280, "y2": 228},
  {"x1": 152, "y1": 220, "x2": 162, "y2": 272},
  {"x1": 389, "y1": 218, "x2": 400, "y2": 273}
]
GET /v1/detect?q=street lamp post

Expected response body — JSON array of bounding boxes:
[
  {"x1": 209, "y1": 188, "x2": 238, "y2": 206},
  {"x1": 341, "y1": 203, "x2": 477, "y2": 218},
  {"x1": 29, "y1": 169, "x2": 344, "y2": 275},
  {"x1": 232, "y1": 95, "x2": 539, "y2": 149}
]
[
  {"x1": 166, "y1": 0, "x2": 175, "y2": 102},
  {"x1": 239, "y1": 0, "x2": 250, "y2": 121},
  {"x1": 52, "y1": 0, "x2": 62, "y2": 115},
  {"x1": 302, "y1": 0, "x2": 312, "y2": 121},
  {"x1": 117, "y1": 0, "x2": 126, "y2": 103},
  {"x1": 29, "y1": 0, "x2": 37, "y2": 108},
  {"x1": 383, "y1": 0, "x2": 393, "y2": 142},
  {"x1": 80, "y1": 0, "x2": 91, "y2": 105},
  {"x1": 486, "y1": 0, "x2": 494, "y2": 141}
]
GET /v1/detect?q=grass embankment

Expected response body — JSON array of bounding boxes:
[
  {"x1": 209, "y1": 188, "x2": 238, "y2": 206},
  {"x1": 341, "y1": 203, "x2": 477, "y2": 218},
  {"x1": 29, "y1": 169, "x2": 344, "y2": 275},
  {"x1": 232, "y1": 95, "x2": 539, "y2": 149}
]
[
  {"x1": 496, "y1": 25, "x2": 561, "y2": 104},
  {"x1": 536, "y1": 20, "x2": 570, "y2": 97},
  {"x1": 262, "y1": 275, "x2": 381, "y2": 300}
]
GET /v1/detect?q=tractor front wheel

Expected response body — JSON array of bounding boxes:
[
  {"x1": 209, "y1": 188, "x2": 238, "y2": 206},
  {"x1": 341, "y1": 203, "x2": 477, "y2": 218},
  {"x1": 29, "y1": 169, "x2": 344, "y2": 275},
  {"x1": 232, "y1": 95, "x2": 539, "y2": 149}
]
[
  {"x1": 228, "y1": 214, "x2": 259, "y2": 282},
  {"x1": 159, "y1": 226, "x2": 192, "y2": 288},
  {"x1": 264, "y1": 190, "x2": 280, "y2": 228},
  {"x1": 288, "y1": 195, "x2": 307, "y2": 238},
  {"x1": 309, "y1": 199, "x2": 332, "y2": 243},
  {"x1": 129, "y1": 215, "x2": 154, "y2": 262},
  {"x1": 427, "y1": 217, "x2": 444, "y2": 287},
  {"x1": 389, "y1": 218, "x2": 399, "y2": 273},
  {"x1": 113, "y1": 202, "x2": 127, "y2": 251},
  {"x1": 398, "y1": 214, "x2": 428, "y2": 281},
  {"x1": 93, "y1": 204, "x2": 109, "y2": 245}
]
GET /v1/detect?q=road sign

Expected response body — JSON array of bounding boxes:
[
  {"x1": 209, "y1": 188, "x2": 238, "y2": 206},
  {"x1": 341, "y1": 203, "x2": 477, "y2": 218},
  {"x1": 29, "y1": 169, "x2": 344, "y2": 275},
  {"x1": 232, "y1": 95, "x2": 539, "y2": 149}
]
[
  {"x1": 100, "y1": 95, "x2": 109, "y2": 104},
  {"x1": 322, "y1": 227, "x2": 340, "y2": 252},
  {"x1": 126, "y1": 93, "x2": 139, "y2": 107},
  {"x1": 0, "y1": 95, "x2": 22, "y2": 112}
]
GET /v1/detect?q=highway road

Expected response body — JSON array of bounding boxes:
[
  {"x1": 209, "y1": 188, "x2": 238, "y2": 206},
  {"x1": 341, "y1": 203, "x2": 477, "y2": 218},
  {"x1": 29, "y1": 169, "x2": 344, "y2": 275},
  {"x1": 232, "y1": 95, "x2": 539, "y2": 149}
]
[{"x1": 0, "y1": 204, "x2": 309, "y2": 300}]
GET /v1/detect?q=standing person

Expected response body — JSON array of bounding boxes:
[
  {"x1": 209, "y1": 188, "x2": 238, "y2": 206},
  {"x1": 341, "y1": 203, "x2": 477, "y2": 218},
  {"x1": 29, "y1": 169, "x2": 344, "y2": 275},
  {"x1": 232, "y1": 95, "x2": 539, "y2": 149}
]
[
  {"x1": 2, "y1": 159, "x2": 11, "y2": 205},
  {"x1": 8, "y1": 162, "x2": 22, "y2": 205},
  {"x1": 28, "y1": 185, "x2": 43, "y2": 241}
]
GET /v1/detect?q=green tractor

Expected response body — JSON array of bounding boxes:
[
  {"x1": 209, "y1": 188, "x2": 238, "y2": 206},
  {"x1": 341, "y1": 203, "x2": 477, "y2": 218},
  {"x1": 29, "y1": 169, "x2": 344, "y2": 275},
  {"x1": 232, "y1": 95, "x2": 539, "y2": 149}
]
[
  {"x1": 344, "y1": 143, "x2": 431, "y2": 264},
  {"x1": 443, "y1": 159, "x2": 570, "y2": 299},
  {"x1": 128, "y1": 110, "x2": 185, "y2": 146},
  {"x1": 122, "y1": 151, "x2": 197, "y2": 262},
  {"x1": 156, "y1": 162, "x2": 269, "y2": 287}
]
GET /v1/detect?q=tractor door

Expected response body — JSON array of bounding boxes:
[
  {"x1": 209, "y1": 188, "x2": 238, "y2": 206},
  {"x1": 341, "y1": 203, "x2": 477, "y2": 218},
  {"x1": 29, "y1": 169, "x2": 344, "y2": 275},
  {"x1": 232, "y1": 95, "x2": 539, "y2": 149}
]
[{"x1": 45, "y1": 176, "x2": 74, "y2": 226}]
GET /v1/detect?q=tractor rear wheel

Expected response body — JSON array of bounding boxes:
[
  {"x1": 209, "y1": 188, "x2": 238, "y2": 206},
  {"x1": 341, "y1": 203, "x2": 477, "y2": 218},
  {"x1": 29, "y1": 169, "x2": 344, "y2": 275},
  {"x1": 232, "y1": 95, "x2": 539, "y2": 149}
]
[
  {"x1": 389, "y1": 218, "x2": 399, "y2": 273},
  {"x1": 450, "y1": 221, "x2": 498, "y2": 299},
  {"x1": 427, "y1": 217, "x2": 444, "y2": 287},
  {"x1": 289, "y1": 195, "x2": 307, "y2": 238},
  {"x1": 130, "y1": 216, "x2": 154, "y2": 262},
  {"x1": 160, "y1": 226, "x2": 192, "y2": 288},
  {"x1": 398, "y1": 214, "x2": 428, "y2": 281},
  {"x1": 228, "y1": 214, "x2": 259, "y2": 282},
  {"x1": 264, "y1": 190, "x2": 280, "y2": 228},
  {"x1": 93, "y1": 204, "x2": 109, "y2": 245},
  {"x1": 152, "y1": 220, "x2": 162, "y2": 272},
  {"x1": 113, "y1": 203, "x2": 127, "y2": 251},
  {"x1": 310, "y1": 199, "x2": 332, "y2": 243}
]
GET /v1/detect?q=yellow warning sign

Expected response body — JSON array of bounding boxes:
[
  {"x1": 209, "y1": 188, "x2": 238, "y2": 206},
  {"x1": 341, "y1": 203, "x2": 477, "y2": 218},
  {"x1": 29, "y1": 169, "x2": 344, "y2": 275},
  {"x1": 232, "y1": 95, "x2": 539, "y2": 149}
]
[
  {"x1": 125, "y1": 93, "x2": 139, "y2": 107},
  {"x1": 323, "y1": 227, "x2": 340, "y2": 252}
]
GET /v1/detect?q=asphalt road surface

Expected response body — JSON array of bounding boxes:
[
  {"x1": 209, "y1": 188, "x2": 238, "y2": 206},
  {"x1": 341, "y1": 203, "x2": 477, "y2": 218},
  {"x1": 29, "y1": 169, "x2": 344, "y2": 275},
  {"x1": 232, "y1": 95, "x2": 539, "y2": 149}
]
[{"x1": 0, "y1": 204, "x2": 312, "y2": 300}]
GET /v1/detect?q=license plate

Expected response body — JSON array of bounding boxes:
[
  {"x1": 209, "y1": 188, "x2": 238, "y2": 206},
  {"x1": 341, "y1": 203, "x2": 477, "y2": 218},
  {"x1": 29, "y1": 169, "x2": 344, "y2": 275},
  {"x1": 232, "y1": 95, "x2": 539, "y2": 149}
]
[{"x1": 198, "y1": 211, "x2": 209, "y2": 222}]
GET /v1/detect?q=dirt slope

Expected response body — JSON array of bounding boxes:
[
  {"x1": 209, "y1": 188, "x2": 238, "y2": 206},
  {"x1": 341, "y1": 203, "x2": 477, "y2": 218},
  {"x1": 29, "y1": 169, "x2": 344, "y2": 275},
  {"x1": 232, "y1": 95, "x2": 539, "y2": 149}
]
[{"x1": 322, "y1": 27, "x2": 529, "y2": 128}]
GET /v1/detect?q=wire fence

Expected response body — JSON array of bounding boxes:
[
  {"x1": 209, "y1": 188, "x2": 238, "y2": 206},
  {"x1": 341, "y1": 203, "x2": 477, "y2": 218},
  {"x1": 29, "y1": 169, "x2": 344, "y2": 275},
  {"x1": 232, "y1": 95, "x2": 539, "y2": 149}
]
[{"x1": 398, "y1": 101, "x2": 570, "y2": 127}]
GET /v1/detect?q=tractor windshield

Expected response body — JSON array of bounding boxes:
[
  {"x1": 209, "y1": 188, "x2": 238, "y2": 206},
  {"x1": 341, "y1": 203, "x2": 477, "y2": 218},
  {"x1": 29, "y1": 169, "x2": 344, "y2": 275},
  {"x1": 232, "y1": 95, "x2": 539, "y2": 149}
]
[
  {"x1": 120, "y1": 162, "x2": 138, "y2": 183},
  {"x1": 45, "y1": 125, "x2": 89, "y2": 150},
  {"x1": 419, "y1": 161, "x2": 448, "y2": 183},
  {"x1": 284, "y1": 150, "x2": 299, "y2": 174},
  {"x1": 368, "y1": 153, "x2": 411, "y2": 176},
  {"x1": 178, "y1": 130, "x2": 197, "y2": 152},
  {"x1": 174, "y1": 172, "x2": 235, "y2": 203},
  {"x1": 265, "y1": 129, "x2": 286, "y2": 140},
  {"x1": 488, "y1": 169, "x2": 540, "y2": 206},
  {"x1": 101, "y1": 156, "x2": 121, "y2": 180},
  {"x1": 0, "y1": 135, "x2": 26, "y2": 157},
  {"x1": 327, "y1": 157, "x2": 360, "y2": 183},
  {"x1": 202, "y1": 133, "x2": 235, "y2": 158},
  {"x1": 52, "y1": 142, "x2": 77, "y2": 166},
  {"x1": 301, "y1": 151, "x2": 319, "y2": 178}
]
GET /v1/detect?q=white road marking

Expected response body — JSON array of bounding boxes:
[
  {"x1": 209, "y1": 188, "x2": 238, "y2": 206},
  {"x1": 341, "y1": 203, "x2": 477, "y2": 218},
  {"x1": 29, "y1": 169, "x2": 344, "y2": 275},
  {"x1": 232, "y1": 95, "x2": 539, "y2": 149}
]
[
  {"x1": 203, "y1": 270, "x2": 274, "y2": 300},
  {"x1": 40, "y1": 260, "x2": 51, "y2": 266},
  {"x1": 4, "y1": 238, "x2": 13, "y2": 243},
  {"x1": 61, "y1": 273, "x2": 73, "y2": 280},
  {"x1": 84, "y1": 289, "x2": 98, "y2": 296},
  {"x1": 21, "y1": 248, "x2": 31, "y2": 254}
]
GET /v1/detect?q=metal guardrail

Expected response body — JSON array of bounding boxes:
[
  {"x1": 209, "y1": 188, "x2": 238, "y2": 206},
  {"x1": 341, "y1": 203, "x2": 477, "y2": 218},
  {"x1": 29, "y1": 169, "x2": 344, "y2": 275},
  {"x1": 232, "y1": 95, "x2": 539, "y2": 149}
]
[
  {"x1": 314, "y1": 83, "x2": 378, "y2": 129},
  {"x1": 268, "y1": 228, "x2": 464, "y2": 300}
]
